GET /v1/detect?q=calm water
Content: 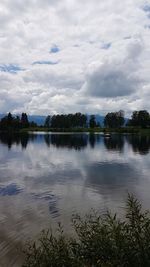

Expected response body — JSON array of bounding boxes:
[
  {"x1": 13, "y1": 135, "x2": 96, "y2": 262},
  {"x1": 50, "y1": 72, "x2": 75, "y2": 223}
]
[{"x1": 0, "y1": 132, "x2": 150, "y2": 266}]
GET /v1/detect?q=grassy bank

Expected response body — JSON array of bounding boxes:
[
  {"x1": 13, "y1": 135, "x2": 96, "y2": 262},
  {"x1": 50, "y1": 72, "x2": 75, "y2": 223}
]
[
  {"x1": 20, "y1": 127, "x2": 103, "y2": 133},
  {"x1": 1, "y1": 127, "x2": 150, "y2": 135},
  {"x1": 20, "y1": 126, "x2": 150, "y2": 135},
  {"x1": 103, "y1": 127, "x2": 150, "y2": 135},
  {"x1": 23, "y1": 195, "x2": 150, "y2": 267}
]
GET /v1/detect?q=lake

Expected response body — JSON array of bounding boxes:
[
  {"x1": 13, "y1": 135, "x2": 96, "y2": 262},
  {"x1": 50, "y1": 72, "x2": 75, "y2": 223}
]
[{"x1": 0, "y1": 132, "x2": 150, "y2": 266}]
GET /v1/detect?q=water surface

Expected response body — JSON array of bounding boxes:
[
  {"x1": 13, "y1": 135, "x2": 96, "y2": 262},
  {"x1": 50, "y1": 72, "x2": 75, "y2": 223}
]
[{"x1": 0, "y1": 133, "x2": 150, "y2": 266}]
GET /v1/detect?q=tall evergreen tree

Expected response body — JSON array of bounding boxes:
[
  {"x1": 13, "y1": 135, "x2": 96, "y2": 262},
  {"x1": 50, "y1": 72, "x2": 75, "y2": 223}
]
[
  {"x1": 21, "y1": 113, "x2": 29, "y2": 128},
  {"x1": 128, "y1": 110, "x2": 150, "y2": 128},
  {"x1": 104, "y1": 111, "x2": 125, "y2": 128},
  {"x1": 89, "y1": 115, "x2": 97, "y2": 128},
  {"x1": 44, "y1": 115, "x2": 51, "y2": 127}
]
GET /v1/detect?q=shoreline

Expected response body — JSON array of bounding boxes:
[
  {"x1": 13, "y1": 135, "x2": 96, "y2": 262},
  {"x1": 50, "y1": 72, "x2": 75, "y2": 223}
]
[{"x1": 0, "y1": 127, "x2": 150, "y2": 135}]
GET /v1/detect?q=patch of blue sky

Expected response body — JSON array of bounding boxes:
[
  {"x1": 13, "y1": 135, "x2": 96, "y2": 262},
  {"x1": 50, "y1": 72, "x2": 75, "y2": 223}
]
[
  {"x1": 32, "y1": 60, "x2": 59, "y2": 65},
  {"x1": 142, "y1": 4, "x2": 150, "y2": 12},
  {"x1": 142, "y1": 4, "x2": 150, "y2": 18},
  {"x1": 50, "y1": 44, "x2": 60, "y2": 53},
  {"x1": 101, "y1": 42, "x2": 111, "y2": 49},
  {"x1": 0, "y1": 64, "x2": 23, "y2": 73}
]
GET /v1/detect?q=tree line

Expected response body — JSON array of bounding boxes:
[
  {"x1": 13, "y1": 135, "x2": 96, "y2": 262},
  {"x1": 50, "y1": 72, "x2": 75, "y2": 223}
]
[
  {"x1": 0, "y1": 110, "x2": 149, "y2": 131},
  {"x1": 104, "y1": 110, "x2": 150, "y2": 128},
  {"x1": 45, "y1": 113, "x2": 88, "y2": 128},
  {"x1": 44, "y1": 113, "x2": 99, "y2": 128},
  {"x1": 0, "y1": 112, "x2": 37, "y2": 131},
  {"x1": 45, "y1": 110, "x2": 150, "y2": 129},
  {"x1": 127, "y1": 110, "x2": 150, "y2": 128}
]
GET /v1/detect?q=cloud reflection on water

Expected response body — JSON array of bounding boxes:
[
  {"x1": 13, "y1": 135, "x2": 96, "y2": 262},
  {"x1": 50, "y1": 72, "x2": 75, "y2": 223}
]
[{"x1": 0, "y1": 133, "x2": 150, "y2": 266}]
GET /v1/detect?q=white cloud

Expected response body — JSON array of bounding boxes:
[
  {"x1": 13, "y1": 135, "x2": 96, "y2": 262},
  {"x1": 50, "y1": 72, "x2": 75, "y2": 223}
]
[
  {"x1": 0, "y1": 0, "x2": 149, "y2": 115},
  {"x1": 82, "y1": 38, "x2": 143, "y2": 98}
]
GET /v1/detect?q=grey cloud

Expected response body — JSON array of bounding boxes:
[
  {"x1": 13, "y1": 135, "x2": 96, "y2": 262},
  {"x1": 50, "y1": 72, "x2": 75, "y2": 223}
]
[
  {"x1": 83, "y1": 62, "x2": 140, "y2": 98},
  {"x1": 23, "y1": 67, "x2": 83, "y2": 90},
  {"x1": 127, "y1": 39, "x2": 143, "y2": 59},
  {"x1": 0, "y1": 0, "x2": 149, "y2": 114},
  {"x1": 123, "y1": 36, "x2": 132, "y2": 40},
  {"x1": 144, "y1": 24, "x2": 150, "y2": 29},
  {"x1": 83, "y1": 38, "x2": 144, "y2": 99}
]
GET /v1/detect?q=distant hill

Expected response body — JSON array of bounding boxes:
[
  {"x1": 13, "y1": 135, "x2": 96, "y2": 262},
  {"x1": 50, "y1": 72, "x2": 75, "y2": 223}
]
[
  {"x1": 28, "y1": 115, "x2": 46, "y2": 126},
  {"x1": 93, "y1": 115, "x2": 128, "y2": 126},
  {"x1": 87, "y1": 114, "x2": 104, "y2": 126},
  {"x1": 0, "y1": 114, "x2": 5, "y2": 120}
]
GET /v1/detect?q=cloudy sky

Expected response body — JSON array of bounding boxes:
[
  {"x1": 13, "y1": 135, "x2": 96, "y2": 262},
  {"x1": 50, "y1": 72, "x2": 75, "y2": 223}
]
[{"x1": 0, "y1": 0, "x2": 150, "y2": 115}]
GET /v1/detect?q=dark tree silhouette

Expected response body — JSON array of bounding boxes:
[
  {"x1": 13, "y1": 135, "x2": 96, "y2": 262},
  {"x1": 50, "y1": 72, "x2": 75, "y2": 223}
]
[
  {"x1": 0, "y1": 113, "x2": 35, "y2": 131},
  {"x1": 21, "y1": 113, "x2": 29, "y2": 128},
  {"x1": 44, "y1": 115, "x2": 51, "y2": 127},
  {"x1": 104, "y1": 110, "x2": 125, "y2": 128},
  {"x1": 128, "y1": 110, "x2": 150, "y2": 128},
  {"x1": 50, "y1": 113, "x2": 87, "y2": 129},
  {"x1": 89, "y1": 115, "x2": 97, "y2": 128}
]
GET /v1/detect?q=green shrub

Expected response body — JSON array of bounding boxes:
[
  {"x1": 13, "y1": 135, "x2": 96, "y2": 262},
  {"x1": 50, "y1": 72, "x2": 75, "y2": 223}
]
[{"x1": 23, "y1": 194, "x2": 150, "y2": 267}]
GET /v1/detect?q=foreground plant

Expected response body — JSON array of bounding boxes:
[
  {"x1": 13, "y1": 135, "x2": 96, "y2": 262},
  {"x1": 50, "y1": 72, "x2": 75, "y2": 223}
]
[{"x1": 23, "y1": 194, "x2": 150, "y2": 267}]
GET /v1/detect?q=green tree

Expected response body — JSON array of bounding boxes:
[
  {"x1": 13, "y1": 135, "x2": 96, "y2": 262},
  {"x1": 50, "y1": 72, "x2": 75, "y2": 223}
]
[
  {"x1": 129, "y1": 110, "x2": 150, "y2": 128},
  {"x1": 50, "y1": 113, "x2": 87, "y2": 129},
  {"x1": 0, "y1": 112, "x2": 14, "y2": 130},
  {"x1": 23, "y1": 195, "x2": 150, "y2": 267},
  {"x1": 7, "y1": 112, "x2": 13, "y2": 123},
  {"x1": 104, "y1": 110, "x2": 125, "y2": 128},
  {"x1": 21, "y1": 113, "x2": 29, "y2": 128},
  {"x1": 44, "y1": 115, "x2": 51, "y2": 127},
  {"x1": 89, "y1": 115, "x2": 96, "y2": 128},
  {"x1": 13, "y1": 116, "x2": 21, "y2": 129}
]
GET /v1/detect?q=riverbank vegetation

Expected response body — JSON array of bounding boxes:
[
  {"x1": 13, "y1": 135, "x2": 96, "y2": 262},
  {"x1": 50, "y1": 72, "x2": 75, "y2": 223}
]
[
  {"x1": 0, "y1": 112, "x2": 37, "y2": 131},
  {"x1": 0, "y1": 110, "x2": 149, "y2": 134},
  {"x1": 23, "y1": 194, "x2": 150, "y2": 267}
]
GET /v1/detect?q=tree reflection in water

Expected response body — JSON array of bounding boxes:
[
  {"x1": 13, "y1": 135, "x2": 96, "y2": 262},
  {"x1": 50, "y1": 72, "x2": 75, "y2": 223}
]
[
  {"x1": 0, "y1": 133, "x2": 149, "y2": 155},
  {"x1": 126, "y1": 135, "x2": 150, "y2": 155},
  {"x1": 104, "y1": 135, "x2": 124, "y2": 152}
]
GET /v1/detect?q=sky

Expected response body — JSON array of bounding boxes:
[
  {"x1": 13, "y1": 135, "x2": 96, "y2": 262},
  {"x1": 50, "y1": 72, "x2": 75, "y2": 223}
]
[{"x1": 0, "y1": 0, "x2": 150, "y2": 116}]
